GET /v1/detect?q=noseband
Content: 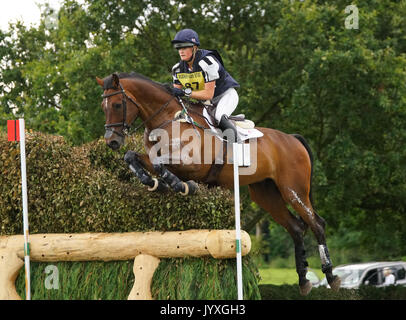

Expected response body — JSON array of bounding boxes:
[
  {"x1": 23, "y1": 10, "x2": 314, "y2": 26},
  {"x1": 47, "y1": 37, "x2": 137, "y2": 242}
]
[{"x1": 102, "y1": 83, "x2": 175, "y2": 138}]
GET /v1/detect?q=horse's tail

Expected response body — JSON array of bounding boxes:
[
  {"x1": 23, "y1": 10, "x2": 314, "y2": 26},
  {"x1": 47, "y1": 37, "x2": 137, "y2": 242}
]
[{"x1": 292, "y1": 134, "x2": 314, "y2": 206}]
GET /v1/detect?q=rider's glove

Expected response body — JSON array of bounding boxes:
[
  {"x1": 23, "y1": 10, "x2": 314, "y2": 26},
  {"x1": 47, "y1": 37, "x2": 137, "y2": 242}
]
[
  {"x1": 171, "y1": 87, "x2": 185, "y2": 97},
  {"x1": 171, "y1": 87, "x2": 192, "y2": 98}
]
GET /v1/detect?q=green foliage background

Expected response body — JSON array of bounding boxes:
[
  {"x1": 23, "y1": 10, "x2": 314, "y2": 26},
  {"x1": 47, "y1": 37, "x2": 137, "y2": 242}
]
[{"x1": 1, "y1": 0, "x2": 406, "y2": 263}]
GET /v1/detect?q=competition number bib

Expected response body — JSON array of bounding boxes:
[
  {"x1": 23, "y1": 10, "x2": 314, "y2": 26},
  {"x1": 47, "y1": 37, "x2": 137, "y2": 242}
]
[{"x1": 177, "y1": 72, "x2": 205, "y2": 91}]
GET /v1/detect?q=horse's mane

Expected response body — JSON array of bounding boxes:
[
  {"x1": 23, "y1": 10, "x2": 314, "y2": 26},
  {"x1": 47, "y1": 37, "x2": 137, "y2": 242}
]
[{"x1": 103, "y1": 72, "x2": 173, "y2": 94}]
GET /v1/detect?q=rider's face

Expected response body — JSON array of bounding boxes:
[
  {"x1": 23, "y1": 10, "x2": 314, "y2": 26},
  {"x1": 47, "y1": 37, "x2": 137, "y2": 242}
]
[{"x1": 178, "y1": 46, "x2": 194, "y2": 61}]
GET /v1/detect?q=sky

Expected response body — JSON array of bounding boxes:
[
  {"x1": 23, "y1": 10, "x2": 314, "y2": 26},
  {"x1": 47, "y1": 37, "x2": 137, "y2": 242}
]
[{"x1": 0, "y1": 0, "x2": 83, "y2": 32}]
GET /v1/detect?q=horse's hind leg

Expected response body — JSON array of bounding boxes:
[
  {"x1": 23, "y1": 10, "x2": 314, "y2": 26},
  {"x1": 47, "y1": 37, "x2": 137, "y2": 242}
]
[
  {"x1": 282, "y1": 186, "x2": 341, "y2": 291},
  {"x1": 248, "y1": 179, "x2": 313, "y2": 296}
]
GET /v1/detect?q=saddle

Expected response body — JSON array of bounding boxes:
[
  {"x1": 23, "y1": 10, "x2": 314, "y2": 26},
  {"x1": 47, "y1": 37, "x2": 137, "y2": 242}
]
[
  {"x1": 174, "y1": 102, "x2": 255, "y2": 130},
  {"x1": 203, "y1": 103, "x2": 255, "y2": 130}
]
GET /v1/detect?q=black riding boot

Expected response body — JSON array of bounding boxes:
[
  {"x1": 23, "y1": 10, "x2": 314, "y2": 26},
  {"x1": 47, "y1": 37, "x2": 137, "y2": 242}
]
[{"x1": 218, "y1": 114, "x2": 238, "y2": 143}]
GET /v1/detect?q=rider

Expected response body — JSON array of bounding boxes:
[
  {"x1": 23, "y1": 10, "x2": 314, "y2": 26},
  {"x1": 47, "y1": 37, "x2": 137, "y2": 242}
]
[{"x1": 170, "y1": 28, "x2": 240, "y2": 142}]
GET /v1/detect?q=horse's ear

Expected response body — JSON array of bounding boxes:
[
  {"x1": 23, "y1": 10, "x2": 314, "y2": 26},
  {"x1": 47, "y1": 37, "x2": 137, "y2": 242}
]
[
  {"x1": 96, "y1": 77, "x2": 104, "y2": 88},
  {"x1": 112, "y1": 73, "x2": 120, "y2": 88}
]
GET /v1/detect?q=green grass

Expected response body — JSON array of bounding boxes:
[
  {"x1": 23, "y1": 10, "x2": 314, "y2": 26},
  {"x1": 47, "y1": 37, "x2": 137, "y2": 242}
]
[
  {"x1": 259, "y1": 268, "x2": 325, "y2": 285},
  {"x1": 16, "y1": 261, "x2": 134, "y2": 300},
  {"x1": 16, "y1": 258, "x2": 261, "y2": 300}
]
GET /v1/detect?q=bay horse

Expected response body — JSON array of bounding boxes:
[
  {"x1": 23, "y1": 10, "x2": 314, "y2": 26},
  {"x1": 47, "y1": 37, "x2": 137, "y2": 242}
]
[{"x1": 96, "y1": 72, "x2": 341, "y2": 295}]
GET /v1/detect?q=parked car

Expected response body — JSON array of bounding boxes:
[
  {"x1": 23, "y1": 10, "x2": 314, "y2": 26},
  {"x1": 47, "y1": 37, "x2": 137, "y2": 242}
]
[
  {"x1": 306, "y1": 268, "x2": 321, "y2": 286},
  {"x1": 317, "y1": 261, "x2": 406, "y2": 289}
]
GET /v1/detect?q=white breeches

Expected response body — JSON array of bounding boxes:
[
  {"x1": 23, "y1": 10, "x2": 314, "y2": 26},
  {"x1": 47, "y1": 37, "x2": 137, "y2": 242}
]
[{"x1": 213, "y1": 88, "x2": 239, "y2": 123}]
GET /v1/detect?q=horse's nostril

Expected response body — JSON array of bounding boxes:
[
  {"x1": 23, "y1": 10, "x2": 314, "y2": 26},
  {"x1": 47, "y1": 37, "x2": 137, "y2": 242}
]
[{"x1": 108, "y1": 140, "x2": 120, "y2": 150}]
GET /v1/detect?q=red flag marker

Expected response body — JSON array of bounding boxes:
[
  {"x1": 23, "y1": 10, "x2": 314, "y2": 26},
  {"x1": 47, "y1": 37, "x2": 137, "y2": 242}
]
[{"x1": 7, "y1": 120, "x2": 20, "y2": 141}]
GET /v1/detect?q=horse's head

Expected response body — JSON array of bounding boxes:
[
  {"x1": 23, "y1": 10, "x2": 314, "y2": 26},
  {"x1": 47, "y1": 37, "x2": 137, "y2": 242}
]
[{"x1": 96, "y1": 73, "x2": 140, "y2": 150}]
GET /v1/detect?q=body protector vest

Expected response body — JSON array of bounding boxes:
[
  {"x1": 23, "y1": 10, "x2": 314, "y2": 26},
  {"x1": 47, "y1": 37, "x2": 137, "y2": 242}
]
[{"x1": 172, "y1": 49, "x2": 240, "y2": 99}]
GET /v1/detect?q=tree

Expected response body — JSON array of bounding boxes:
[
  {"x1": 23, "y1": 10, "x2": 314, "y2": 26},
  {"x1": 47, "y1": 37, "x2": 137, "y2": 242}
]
[{"x1": 1, "y1": 0, "x2": 405, "y2": 260}]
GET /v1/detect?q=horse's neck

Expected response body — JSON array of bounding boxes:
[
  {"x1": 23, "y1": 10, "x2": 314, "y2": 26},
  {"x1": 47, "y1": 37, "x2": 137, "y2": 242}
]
[
  {"x1": 186, "y1": 102, "x2": 210, "y2": 128},
  {"x1": 126, "y1": 82, "x2": 179, "y2": 129},
  {"x1": 187, "y1": 101, "x2": 205, "y2": 113}
]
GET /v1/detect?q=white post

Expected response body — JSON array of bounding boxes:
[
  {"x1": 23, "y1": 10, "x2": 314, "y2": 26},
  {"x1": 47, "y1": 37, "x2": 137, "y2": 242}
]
[
  {"x1": 232, "y1": 142, "x2": 243, "y2": 300},
  {"x1": 19, "y1": 119, "x2": 31, "y2": 300}
]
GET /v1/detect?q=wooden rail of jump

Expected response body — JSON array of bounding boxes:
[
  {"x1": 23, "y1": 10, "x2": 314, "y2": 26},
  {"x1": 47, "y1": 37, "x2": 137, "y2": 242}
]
[{"x1": 0, "y1": 229, "x2": 251, "y2": 300}]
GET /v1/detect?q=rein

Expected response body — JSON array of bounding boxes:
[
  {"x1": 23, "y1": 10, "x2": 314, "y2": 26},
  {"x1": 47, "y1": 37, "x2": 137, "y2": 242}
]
[
  {"x1": 102, "y1": 80, "x2": 214, "y2": 139},
  {"x1": 102, "y1": 83, "x2": 175, "y2": 137}
]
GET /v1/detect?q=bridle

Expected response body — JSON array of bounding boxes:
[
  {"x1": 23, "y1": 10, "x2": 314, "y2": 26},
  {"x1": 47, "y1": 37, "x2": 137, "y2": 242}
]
[
  {"x1": 102, "y1": 83, "x2": 139, "y2": 138},
  {"x1": 102, "y1": 82, "x2": 175, "y2": 138}
]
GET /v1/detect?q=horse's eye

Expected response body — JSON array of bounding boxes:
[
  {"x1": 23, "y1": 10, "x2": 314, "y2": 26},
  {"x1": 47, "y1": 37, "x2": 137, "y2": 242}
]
[{"x1": 113, "y1": 103, "x2": 122, "y2": 109}]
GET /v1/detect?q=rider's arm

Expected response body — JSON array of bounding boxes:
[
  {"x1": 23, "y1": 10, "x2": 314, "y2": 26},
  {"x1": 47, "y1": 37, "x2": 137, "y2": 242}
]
[
  {"x1": 191, "y1": 54, "x2": 220, "y2": 101},
  {"x1": 190, "y1": 81, "x2": 215, "y2": 100}
]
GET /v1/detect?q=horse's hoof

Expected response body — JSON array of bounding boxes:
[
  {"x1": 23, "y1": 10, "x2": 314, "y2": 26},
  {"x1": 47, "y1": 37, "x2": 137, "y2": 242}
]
[
  {"x1": 329, "y1": 276, "x2": 341, "y2": 291},
  {"x1": 147, "y1": 178, "x2": 159, "y2": 192},
  {"x1": 299, "y1": 280, "x2": 313, "y2": 296},
  {"x1": 155, "y1": 179, "x2": 169, "y2": 193},
  {"x1": 147, "y1": 178, "x2": 168, "y2": 193},
  {"x1": 186, "y1": 180, "x2": 198, "y2": 195},
  {"x1": 180, "y1": 180, "x2": 198, "y2": 196}
]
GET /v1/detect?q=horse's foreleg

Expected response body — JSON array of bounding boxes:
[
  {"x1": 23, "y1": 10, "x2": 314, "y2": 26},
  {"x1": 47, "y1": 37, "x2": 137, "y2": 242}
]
[
  {"x1": 124, "y1": 151, "x2": 168, "y2": 192},
  {"x1": 152, "y1": 163, "x2": 198, "y2": 196}
]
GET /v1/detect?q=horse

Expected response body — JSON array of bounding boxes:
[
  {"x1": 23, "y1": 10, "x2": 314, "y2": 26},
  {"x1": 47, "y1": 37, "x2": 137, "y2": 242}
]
[{"x1": 96, "y1": 72, "x2": 341, "y2": 295}]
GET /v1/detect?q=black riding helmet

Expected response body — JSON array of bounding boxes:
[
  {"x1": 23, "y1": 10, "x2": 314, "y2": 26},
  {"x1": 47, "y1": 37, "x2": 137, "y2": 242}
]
[{"x1": 171, "y1": 29, "x2": 200, "y2": 49}]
